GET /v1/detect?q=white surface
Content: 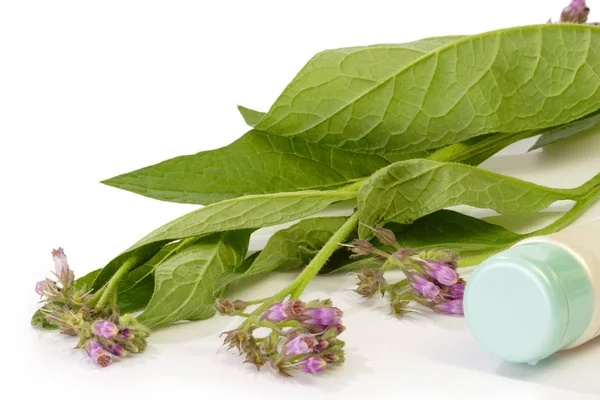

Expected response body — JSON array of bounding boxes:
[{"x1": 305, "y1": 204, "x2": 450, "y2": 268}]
[{"x1": 3, "y1": 1, "x2": 600, "y2": 399}]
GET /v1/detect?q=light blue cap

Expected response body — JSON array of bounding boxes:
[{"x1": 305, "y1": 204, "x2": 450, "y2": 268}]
[{"x1": 464, "y1": 242, "x2": 593, "y2": 364}]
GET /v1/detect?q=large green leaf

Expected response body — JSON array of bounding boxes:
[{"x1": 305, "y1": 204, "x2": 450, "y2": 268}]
[
  {"x1": 138, "y1": 231, "x2": 251, "y2": 328},
  {"x1": 529, "y1": 109, "x2": 600, "y2": 151},
  {"x1": 101, "y1": 130, "x2": 392, "y2": 205},
  {"x1": 357, "y1": 159, "x2": 577, "y2": 238},
  {"x1": 257, "y1": 25, "x2": 600, "y2": 154},
  {"x1": 214, "y1": 217, "x2": 347, "y2": 293}
]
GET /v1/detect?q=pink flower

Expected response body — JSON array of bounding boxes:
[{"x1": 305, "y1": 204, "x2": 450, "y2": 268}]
[
  {"x1": 301, "y1": 307, "x2": 342, "y2": 327},
  {"x1": 283, "y1": 334, "x2": 317, "y2": 357},
  {"x1": 422, "y1": 261, "x2": 458, "y2": 286},
  {"x1": 106, "y1": 342, "x2": 127, "y2": 357},
  {"x1": 432, "y1": 299, "x2": 464, "y2": 315},
  {"x1": 444, "y1": 283, "x2": 465, "y2": 300},
  {"x1": 87, "y1": 341, "x2": 113, "y2": 367},
  {"x1": 405, "y1": 270, "x2": 441, "y2": 299},
  {"x1": 301, "y1": 357, "x2": 327, "y2": 374},
  {"x1": 92, "y1": 320, "x2": 119, "y2": 339},
  {"x1": 52, "y1": 248, "x2": 69, "y2": 277},
  {"x1": 262, "y1": 300, "x2": 305, "y2": 323}
]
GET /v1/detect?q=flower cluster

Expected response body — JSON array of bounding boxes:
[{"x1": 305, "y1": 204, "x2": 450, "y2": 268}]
[
  {"x1": 349, "y1": 227, "x2": 465, "y2": 317},
  {"x1": 218, "y1": 299, "x2": 345, "y2": 376},
  {"x1": 35, "y1": 248, "x2": 149, "y2": 367}
]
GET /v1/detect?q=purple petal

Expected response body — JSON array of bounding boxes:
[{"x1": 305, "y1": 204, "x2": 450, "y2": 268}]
[{"x1": 301, "y1": 357, "x2": 327, "y2": 374}]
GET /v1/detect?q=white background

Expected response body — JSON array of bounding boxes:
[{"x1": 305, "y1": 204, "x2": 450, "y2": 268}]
[{"x1": 3, "y1": 1, "x2": 600, "y2": 399}]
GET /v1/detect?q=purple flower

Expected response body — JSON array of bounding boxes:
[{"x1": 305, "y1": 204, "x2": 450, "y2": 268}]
[
  {"x1": 106, "y1": 342, "x2": 127, "y2": 357},
  {"x1": 432, "y1": 299, "x2": 464, "y2": 315},
  {"x1": 118, "y1": 328, "x2": 134, "y2": 340},
  {"x1": 302, "y1": 307, "x2": 342, "y2": 327},
  {"x1": 92, "y1": 320, "x2": 119, "y2": 339},
  {"x1": 444, "y1": 283, "x2": 465, "y2": 300},
  {"x1": 52, "y1": 248, "x2": 69, "y2": 277},
  {"x1": 422, "y1": 261, "x2": 458, "y2": 286},
  {"x1": 87, "y1": 341, "x2": 113, "y2": 367},
  {"x1": 561, "y1": 0, "x2": 590, "y2": 23},
  {"x1": 262, "y1": 300, "x2": 305, "y2": 323},
  {"x1": 405, "y1": 270, "x2": 441, "y2": 299},
  {"x1": 301, "y1": 357, "x2": 327, "y2": 374},
  {"x1": 283, "y1": 334, "x2": 317, "y2": 357},
  {"x1": 35, "y1": 280, "x2": 54, "y2": 296}
]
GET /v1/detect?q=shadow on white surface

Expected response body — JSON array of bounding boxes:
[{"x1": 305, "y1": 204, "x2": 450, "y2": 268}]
[{"x1": 419, "y1": 323, "x2": 600, "y2": 397}]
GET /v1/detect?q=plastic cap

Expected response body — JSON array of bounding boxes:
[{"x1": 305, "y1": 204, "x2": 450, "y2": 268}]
[{"x1": 464, "y1": 242, "x2": 593, "y2": 364}]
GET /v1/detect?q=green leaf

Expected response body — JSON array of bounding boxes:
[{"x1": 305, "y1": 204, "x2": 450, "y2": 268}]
[
  {"x1": 92, "y1": 242, "x2": 168, "y2": 291},
  {"x1": 137, "y1": 230, "x2": 251, "y2": 328},
  {"x1": 101, "y1": 130, "x2": 396, "y2": 205},
  {"x1": 214, "y1": 217, "x2": 347, "y2": 293},
  {"x1": 529, "y1": 109, "x2": 600, "y2": 151},
  {"x1": 126, "y1": 189, "x2": 356, "y2": 253},
  {"x1": 357, "y1": 159, "x2": 576, "y2": 238},
  {"x1": 257, "y1": 25, "x2": 600, "y2": 154},
  {"x1": 238, "y1": 105, "x2": 265, "y2": 127},
  {"x1": 115, "y1": 242, "x2": 183, "y2": 314}
]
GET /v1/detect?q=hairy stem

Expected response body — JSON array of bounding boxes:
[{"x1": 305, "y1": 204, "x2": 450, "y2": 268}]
[
  {"x1": 288, "y1": 213, "x2": 359, "y2": 298},
  {"x1": 95, "y1": 256, "x2": 138, "y2": 308}
]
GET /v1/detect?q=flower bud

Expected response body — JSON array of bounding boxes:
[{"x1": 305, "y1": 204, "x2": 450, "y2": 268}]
[
  {"x1": 92, "y1": 320, "x2": 119, "y2": 339},
  {"x1": 52, "y1": 248, "x2": 74, "y2": 284},
  {"x1": 35, "y1": 279, "x2": 56, "y2": 297},
  {"x1": 301, "y1": 357, "x2": 327, "y2": 374},
  {"x1": 374, "y1": 227, "x2": 398, "y2": 247},
  {"x1": 391, "y1": 299, "x2": 411, "y2": 318},
  {"x1": 118, "y1": 328, "x2": 134, "y2": 340},
  {"x1": 422, "y1": 261, "x2": 458, "y2": 286},
  {"x1": 283, "y1": 334, "x2": 317, "y2": 357},
  {"x1": 106, "y1": 342, "x2": 127, "y2": 357},
  {"x1": 87, "y1": 341, "x2": 112, "y2": 367},
  {"x1": 432, "y1": 299, "x2": 464, "y2": 315},
  {"x1": 444, "y1": 283, "x2": 465, "y2": 300},
  {"x1": 350, "y1": 240, "x2": 376, "y2": 255},
  {"x1": 404, "y1": 270, "x2": 441, "y2": 299},
  {"x1": 323, "y1": 353, "x2": 344, "y2": 363},
  {"x1": 215, "y1": 299, "x2": 234, "y2": 316},
  {"x1": 262, "y1": 300, "x2": 305, "y2": 323},
  {"x1": 561, "y1": 0, "x2": 590, "y2": 23},
  {"x1": 231, "y1": 299, "x2": 248, "y2": 312},
  {"x1": 301, "y1": 307, "x2": 342, "y2": 328},
  {"x1": 314, "y1": 339, "x2": 329, "y2": 353}
]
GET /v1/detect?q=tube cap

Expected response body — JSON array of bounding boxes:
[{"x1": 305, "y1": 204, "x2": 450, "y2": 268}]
[{"x1": 464, "y1": 241, "x2": 593, "y2": 364}]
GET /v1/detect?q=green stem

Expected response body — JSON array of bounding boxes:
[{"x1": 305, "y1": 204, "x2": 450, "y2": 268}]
[
  {"x1": 427, "y1": 128, "x2": 543, "y2": 165},
  {"x1": 245, "y1": 213, "x2": 359, "y2": 323},
  {"x1": 95, "y1": 256, "x2": 138, "y2": 308},
  {"x1": 289, "y1": 213, "x2": 359, "y2": 299}
]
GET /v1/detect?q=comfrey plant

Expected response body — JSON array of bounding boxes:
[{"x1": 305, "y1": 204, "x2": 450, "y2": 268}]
[
  {"x1": 215, "y1": 214, "x2": 358, "y2": 376},
  {"x1": 32, "y1": 1, "x2": 600, "y2": 374},
  {"x1": 35, "y1": 248, "x2": 149, "y2": 367},
  {"x1": 347, "y1": 226, "x2": 465, "y2": 318}
]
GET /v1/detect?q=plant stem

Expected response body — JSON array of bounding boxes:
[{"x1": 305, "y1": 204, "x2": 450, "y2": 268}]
[
  {"x1": 245, "y1": 213, "x2": 359, "y2": 323},
  {"x1": 289, "y1": 213, "x2": 359, "y2": 298},
  {"x1": 427, "y1": 128, "x2": 543, "y2": 165},
  {"x1": 95, "y1": 256, "x2": 138, "y2": 308}
]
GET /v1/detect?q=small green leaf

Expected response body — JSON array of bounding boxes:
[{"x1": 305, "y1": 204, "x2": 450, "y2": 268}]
[
  {"x1": 214, "y1": 217, "x2": 347, "y2": 293},
  {"x1": 31, "y1": 308, "x2": 58, "y2": 330},
  {"x1": 357, "y1": 159, "x2": 576, "y2": 238},
  {"x1": 258, "y1": 25, "x2": 600, "y2": 154},
  {"x1": 126, "y1": 189, "x2": 356, "y2": 253},
  {"x1": 238, "y1": 105, "x2": 265, "y2": 127},
  {"x1": 138, "y1": 230, "x2": 252, "y2": 328},
  {"x1": 529, "y1": 110, "x2": 600, "y2": 151}
]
